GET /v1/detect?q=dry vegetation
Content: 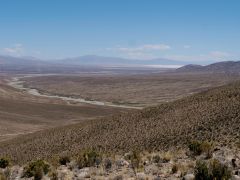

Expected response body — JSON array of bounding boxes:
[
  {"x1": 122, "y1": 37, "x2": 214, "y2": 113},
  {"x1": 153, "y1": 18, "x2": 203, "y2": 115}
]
[
  {"x1": 0, "y1": 144, "x2": 239, "y2": 179},
  {"x1": 1, "y1": 81, "x2": 240, "y2": 164},
  {"x1": 22, "y1": 72, "x2": 240, "y2": 107}
]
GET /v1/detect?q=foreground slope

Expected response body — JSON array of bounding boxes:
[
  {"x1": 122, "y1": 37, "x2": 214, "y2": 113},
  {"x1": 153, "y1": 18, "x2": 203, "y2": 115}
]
[{"x1": 1, "y1": 82, "x2": 240, "y2": 164}]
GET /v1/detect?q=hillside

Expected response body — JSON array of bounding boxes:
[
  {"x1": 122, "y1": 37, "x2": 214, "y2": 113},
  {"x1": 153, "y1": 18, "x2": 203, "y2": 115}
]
[
  {"x1": 0, "y1": 81, "x2": 240, "y2": 164},
  {"x1": 177, "y1": 61, "x2": 240, "y2": 74},
  {"x1": 176, "y1": 61, "x2": 240, "y2": 74}
]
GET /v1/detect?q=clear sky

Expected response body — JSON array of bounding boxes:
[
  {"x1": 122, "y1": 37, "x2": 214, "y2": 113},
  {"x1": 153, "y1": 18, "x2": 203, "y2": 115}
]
[{"x1": 0, "y1": 0, "x2": 239, "y2": 63}]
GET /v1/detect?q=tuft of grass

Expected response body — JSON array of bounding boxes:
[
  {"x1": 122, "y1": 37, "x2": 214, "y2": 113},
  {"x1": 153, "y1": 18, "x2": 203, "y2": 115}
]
[
  {"x1": 48, "y1": 168, "x2": 58, "y2": 180},
  {"x1": 0, "y1": 158, "x2": 9, "y2": 169},
  {"x1": 104, "y1": 158, "x2": 112, "y2": 171},
  {"x1": 152, "y1": 154, "x2": 161, "y2": 163},
  {"x1": 172, "y1": 164, "x2": 178, "y2": 174},
  {"x1": 200, "y1": 141, "x2": 214, "y2": 159},
  {"x1": 162, "y1": 151, "x2": 172, "y2": 163},
  {"x1": 77, "y1": 150, "x2": 102, "y2": 169},
  {"x1": 113, "y1": 175, "x2": 123, "y2": 180},
  {"x1": 189, "y1": 141, "x2": 202, "y2": 155},
  {"x1": 124, "y1": 151, "x2": 141, "y2": 175},
  {"x1": 195, "y1": 160, "x2": 210, "y2": 180},
  {"x1": 210, "y1": 159, "x2": 232, "y2": 180},
  {"x1": 194, "y1": 159, "x2": 232, "y2": 180},
  {"x1": 59, "y1": 156, "x2": 70, "y2": 165},
  {"x1": 129, "y1": 151, "x2": 141, "y2": 170},
  {"x1": 0, "y1": 172, "x2": 6, "y2": 180},
  {"x1": 23, "y1": 159, "x2": 50, "y2": 180},
  {"x1": 189, "y1": 141, "x2": 214, "y2": 157}
]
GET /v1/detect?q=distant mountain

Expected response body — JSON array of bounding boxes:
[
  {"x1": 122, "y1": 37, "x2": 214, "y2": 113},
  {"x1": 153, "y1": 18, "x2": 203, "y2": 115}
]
[
  {"x1": 176, "y1": 64, "x2": 203, "y2": 71},
  {"x1": 0, "y1": 55, "x2": 187, "y2": 67},
  {"x1": 0, "y1": 55, "x2": 74, "y2": 74},
  {"x1": 55, "y1": 55, "x2": 187, "y2": 66},
  {"x1": 177, "y1": 61, "x2": 240, "y2": 74},
  {"x1": 0, "y1": 55, "x2": 44, "y2": 66},
  {"x1": 2, "y1": 55, "x2": 240, "y2": 74},
  {"x1": 0, "y1": 55, "x2": 185, "y2": 74}
]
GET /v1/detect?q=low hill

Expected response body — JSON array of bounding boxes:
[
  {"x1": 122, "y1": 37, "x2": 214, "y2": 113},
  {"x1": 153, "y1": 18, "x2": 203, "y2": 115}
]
[
  {"x1": 0, "y1": 82, "x2": 240, "y2": 164},
  {"x1": 177, "y1": 61, "x2": 240, "y2": 74}
]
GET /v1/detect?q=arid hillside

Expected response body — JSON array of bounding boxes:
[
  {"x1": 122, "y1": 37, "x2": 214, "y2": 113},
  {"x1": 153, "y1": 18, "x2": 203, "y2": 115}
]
[
  {"x1": 1, "y1": 82, "x2": 240, "y2": 164},
  {"x1": 177, "y1": 61, "x2": 240, "y2": 74}
]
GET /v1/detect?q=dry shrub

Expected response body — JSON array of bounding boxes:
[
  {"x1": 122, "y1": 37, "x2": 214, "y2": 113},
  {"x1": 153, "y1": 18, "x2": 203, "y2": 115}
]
[
  {"x1": 0, "y1": 158, "x2": 9, "y2": 169},
  {"x1": 23, "y1": 160, "x2": 50, "y2": 180},
  {"x1": 77, "y1": 150, "x2": 102, "y2": 169},
  {"x1": 172, "y1": 164, "x2": 178, "y2": 174},
  {"x1": 0, "y1": 172, "x2": 6, "y2": 180},
  {"x1": 162, "y1": 151, "x2": 172, "y2": 162},
  {"x1": 59, "y1": 156, "x2": 70, "y2": 165},
  {"x1": 194, "y1": 159, "x2": 232, "y2": 180},
  {"x1": 189, "y1": 141, "x2": 214, "y2": 157},
  {"x1": 152, "y1": 154, "x2": 161, "y2": 163}
]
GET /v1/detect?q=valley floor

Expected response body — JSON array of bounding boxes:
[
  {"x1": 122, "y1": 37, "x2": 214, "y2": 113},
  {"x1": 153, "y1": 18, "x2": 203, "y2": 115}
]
[
  {"x1": 22, "y1": 72, "x2": 240, "y2": 107},
  {"x1": 0, "y1": 75, "x2": 129, "y2": 142}
]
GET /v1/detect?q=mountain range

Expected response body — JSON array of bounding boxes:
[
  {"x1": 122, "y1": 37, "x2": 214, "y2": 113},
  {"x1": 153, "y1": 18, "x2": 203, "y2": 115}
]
[
  {"x1": 54, "y1": 55, "x2": 187, "y2": 67},
  {"x1": 0, "y1": 55, "x2": 186, "y2": 67},
  {"x1": 1, "y1": 54, "x2": 240, "y2": 74}
]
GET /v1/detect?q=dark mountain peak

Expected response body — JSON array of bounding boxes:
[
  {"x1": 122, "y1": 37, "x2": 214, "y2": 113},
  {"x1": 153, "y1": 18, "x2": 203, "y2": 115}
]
[{"x1": 177, "y1": 64, "x2": 203, "y2": 71}]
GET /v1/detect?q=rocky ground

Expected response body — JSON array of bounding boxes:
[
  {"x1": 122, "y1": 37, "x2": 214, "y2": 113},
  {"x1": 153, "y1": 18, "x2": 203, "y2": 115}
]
[{"x1": 0, "y1": 146, "x2": 239, "y2": 180}]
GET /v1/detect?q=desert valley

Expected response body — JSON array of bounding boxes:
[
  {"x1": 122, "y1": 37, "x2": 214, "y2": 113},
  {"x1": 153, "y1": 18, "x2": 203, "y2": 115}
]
[
  {"x1": 0, "y1": 56, "x2": 240, "y2": 179},
  {"x1": 1, "y1": 1, "x2": 240, "y2": 179}
]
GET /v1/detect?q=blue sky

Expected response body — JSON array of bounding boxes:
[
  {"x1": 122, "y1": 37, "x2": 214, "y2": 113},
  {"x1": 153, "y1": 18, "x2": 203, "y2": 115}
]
[{"x1": 0, "y1": 0, "x2": 239, "y2": 63}]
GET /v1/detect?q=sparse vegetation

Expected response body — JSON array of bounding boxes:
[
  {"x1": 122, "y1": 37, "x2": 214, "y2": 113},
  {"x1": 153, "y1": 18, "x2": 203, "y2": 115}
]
[
  {"x1": 1, "y1": 81, "x2": 240, "y2": 164},
  {"x1": 0, "y1": 148, "x2": 238, "y2": 179}
]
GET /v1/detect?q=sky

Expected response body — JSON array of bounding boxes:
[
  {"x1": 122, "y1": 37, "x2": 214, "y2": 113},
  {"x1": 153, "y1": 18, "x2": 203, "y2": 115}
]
[{"x1": 0, "y1": 0, "x2": 239, "y2": 64}]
